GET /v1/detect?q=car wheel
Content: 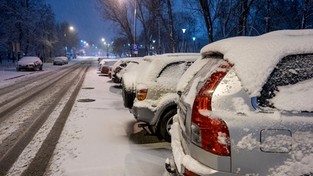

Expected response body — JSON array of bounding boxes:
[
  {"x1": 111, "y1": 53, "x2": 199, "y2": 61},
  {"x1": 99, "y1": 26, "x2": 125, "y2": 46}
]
[
  {"x1": 16, "y1": 67, "x2": 20, "y2": 71},
  {"x1": 160, "y1": 109, "x2": 176, "y2": 142},
  {"x1": 39, "y1": 65, "x2": 43, "y2": 71}
]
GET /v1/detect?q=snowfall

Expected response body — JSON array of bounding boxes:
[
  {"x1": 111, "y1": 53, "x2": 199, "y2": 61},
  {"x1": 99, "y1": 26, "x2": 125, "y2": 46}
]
[
  {"x1": 0, "y1": 57, "x2": 171, "y2": 176},
  {"x1": 0, "y1": 29, "x2": 313, "y2": 176}
]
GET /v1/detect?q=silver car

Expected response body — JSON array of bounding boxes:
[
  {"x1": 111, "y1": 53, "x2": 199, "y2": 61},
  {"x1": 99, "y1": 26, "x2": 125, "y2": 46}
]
[
  {"x1": 53, "y1": 56, "x2": 68, "y2": 65},
  {"x1": 166, "y1": 30, "x2": 313, "y2": 175}
]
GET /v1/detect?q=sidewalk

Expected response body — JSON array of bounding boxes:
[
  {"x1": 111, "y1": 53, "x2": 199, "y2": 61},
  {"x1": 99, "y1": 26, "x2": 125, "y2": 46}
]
[{"x1": 46, "y1": 59, "x2": 171, "y2": 176}]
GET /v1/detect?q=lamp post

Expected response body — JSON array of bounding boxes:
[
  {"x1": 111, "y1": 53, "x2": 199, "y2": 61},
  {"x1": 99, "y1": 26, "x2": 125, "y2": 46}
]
[
  {"x1": 132, "y1": 0, "x2": 138, "y2": 57},
  {"x1": 192, "y1": 37, "x2": 196, "y2": 52},
  {"x1": 182, "y1": 29, "x2": 186, "y2": 52},
  {"x1": 65, "y1": 26, "x2": 75, "y2": 57}
]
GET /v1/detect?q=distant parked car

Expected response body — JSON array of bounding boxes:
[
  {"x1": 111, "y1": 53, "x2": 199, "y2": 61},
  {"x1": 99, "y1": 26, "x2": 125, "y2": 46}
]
[
  {"x1": 130, "y1": 53, "x2": 199, "y2": 142},
  {"x1": 16, "y1": 56, "x2": 43, "y2": 71},
  {"x1": 113, "y1": 58, "x2": 142, "y2": 84},
  {"x1": 99, "y1": 59, "x2": 117, "y2": 75},
  {"x1": 165, "y1": 30, "x2": 313, "y2": 176},
  {"x1": 53, "y1": 56, "x2": 68, "y2": 65}
]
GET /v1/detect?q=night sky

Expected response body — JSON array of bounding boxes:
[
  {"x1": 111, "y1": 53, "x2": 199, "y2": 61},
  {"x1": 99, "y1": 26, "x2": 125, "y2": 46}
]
[{"x1": 45, "y1": 0, "x2": 115, "y2": 45}]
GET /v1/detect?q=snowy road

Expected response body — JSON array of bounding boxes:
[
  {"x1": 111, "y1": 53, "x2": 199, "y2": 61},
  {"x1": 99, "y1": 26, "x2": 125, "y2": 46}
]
[
  {"x1": 0, "y1": 57, "x2": 172, "y2": 176},
  {"x1": 0, "y1": 60, "x2": 90, "y2": 175}
]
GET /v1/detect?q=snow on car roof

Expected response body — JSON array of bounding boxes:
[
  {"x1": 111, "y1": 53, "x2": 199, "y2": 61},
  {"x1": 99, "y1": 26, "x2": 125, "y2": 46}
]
[
  {"x1": 21, "y1": 56, "x2": 40, "y2": 60},
  {"x1": 200, "y1": 29, "x2": 313, "y2": 96},
  {"x1": 138, "y1": 54, "x2": 200, "y2": 83}
]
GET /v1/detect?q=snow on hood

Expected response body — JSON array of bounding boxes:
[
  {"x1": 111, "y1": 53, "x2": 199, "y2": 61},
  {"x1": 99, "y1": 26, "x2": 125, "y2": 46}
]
[
  {"x1": 122, "y1": 60, "x2": 150, "y2": 90},
  {"x1": 200, "y1": 29, "x2": 313, "y2": 97}
]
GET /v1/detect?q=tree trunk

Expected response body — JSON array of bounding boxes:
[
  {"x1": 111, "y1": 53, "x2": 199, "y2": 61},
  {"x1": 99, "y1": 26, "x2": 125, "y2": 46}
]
[
  {"x1": 237, "y1": 0, "x2": 254, "y2": 36},
  {"x1": 300, "y1": 0, "x2": 309, "y2": 29},
  {"x1": 164, "y1": 0, "x2": 176, "y2": 52},
  {"x1": 199, "y1": 0, "x2": 214, "y2": 43}
]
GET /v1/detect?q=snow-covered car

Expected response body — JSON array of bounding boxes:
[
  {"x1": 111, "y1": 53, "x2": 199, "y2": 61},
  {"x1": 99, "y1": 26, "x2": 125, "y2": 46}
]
[
  {"x1": 165, "y1": 29, "x2": 313, "y2": 175},
  {"x1": 131, "y1": 53, "x2": 199, "y2": 142},
  {"x1": 122, "y1": 59, "x2": 151, "y2": 109},
  {"x1": 53, "y1": 56, "x2": 68, "y2": 65},
  {"x1": 99, "y1": 59, "x2": 117, "y2": 75},
  {"x1": 98, "y1": 58, "x2": 111, "y2": 70},
  {"x1": 111, "y1": 57, "x2": 142, "y2": 83},
  {"x1": 16, "y1": 56, "x2": 43, "y2": 71}
]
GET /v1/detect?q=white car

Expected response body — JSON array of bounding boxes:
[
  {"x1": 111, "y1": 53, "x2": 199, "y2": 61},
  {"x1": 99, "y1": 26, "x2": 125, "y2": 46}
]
[
  {"x1": 129, "y1": 53, "x2": 199, "y2": 142},
  {"x1": 111, "y1": 57, "x2": 142, "y2": 83},
  {"x1": 16, "y1": 56, "x2": 43, "y2": 71},
  {"x1": 53, "y1": 56, "x2": 68, "y2": 65},
  {"x1": 166, "y1": 30, "x2": 313, "y2": 175}
]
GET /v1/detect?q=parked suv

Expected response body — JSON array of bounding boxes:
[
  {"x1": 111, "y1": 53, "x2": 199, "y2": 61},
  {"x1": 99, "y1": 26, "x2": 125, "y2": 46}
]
[
  {"x1": 166, "y1": 30, "x2": 313, "y2": 175},
  {"x1": 131, "y1": 53, "x2": 199, "y2": 142}
]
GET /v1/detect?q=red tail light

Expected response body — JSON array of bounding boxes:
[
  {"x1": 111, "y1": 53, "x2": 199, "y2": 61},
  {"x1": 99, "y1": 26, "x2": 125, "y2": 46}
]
[
  {"x1": 114, "y1": 67, "x2": 121, "y2": 73},
  {"x1": 185, "y1": 168, "x2": 200, "y2": 176},
  {"x1": 191, "y1": 62, "x2": 232, "y2": 156}
]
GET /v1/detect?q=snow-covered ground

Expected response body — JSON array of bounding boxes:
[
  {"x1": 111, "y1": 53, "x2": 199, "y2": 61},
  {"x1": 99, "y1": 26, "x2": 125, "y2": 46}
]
[{"x1": 0, "y1": 57, "x2": 171, "y2": 176}]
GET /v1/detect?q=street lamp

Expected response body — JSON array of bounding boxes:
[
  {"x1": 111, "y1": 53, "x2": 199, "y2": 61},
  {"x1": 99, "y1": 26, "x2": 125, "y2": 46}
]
[
  {"x1": 182, "y1": 29, "x2": 186, "y2": 52},
  {"x1": 192, "y1": 37, "x2": 196, "y2": 52},
  {"x1": 132, "y1": 0, "x2": 138, "y2": 56},
  {"x1": 64, "y1": 26, "x2": 75, "y2": 57}
]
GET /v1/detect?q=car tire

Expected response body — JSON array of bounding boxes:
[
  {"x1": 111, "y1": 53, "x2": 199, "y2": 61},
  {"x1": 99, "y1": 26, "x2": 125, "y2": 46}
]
[
  {"x1": 39, "y1": 65, "x2": 43, "y2": 71},
  {"x1": 159, "y1": 109, "x2": 176, "y2": 142}
]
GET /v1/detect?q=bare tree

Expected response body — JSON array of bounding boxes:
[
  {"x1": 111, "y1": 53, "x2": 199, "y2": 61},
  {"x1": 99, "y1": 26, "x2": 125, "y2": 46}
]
[
  {"x1": 237, "y1": 0, "x2": 255, "y2": 36},
  {"x1": 199, "y1": 0, "x2": 214, "y2": 42},
  {"x1": 97, "y1": 0, "x2": 133, "y2": 52},
  {"x1": 301, "y1": 0, "x2": 313, "y2": 29}
]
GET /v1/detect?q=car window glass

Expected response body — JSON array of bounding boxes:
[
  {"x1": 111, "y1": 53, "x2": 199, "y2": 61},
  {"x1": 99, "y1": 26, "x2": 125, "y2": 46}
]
[
  {"x1": 156, "y1": 62, "x2": 187, "y2": 85},
  {"x1": 157, "y1": 62, "x2": 185, "y2": 78},
  {"x1": 257, "y1": 54, "x2": 313, "y2": 110}
]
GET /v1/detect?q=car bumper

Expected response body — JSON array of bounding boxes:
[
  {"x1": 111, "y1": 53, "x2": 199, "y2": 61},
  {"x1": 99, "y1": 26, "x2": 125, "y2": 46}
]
[
  {"x1": 53, "y1": 61, "x2": 63, "y2": 65},
  {"x1": 112, "y1": 75, "x2": 121, "y2": 83},
  {"x1": 17, "y1": 65, "x2": 35, "y2": 69},
  {"x1": 131, "y1": 102, "x2": 156, "y2": 124},
  {"x1": 167, "y1": 116, "x2": 231, "y2": 176}
]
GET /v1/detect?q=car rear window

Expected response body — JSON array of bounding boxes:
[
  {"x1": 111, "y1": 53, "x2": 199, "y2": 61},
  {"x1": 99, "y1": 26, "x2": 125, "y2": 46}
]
[{"x1": 258, "y1": 54, "x2": 313, "y2": 109}]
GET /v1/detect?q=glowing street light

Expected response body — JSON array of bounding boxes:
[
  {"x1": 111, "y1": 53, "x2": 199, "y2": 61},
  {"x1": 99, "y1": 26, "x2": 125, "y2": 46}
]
[{"x1": 69, "y1": 26, "x2": 75, "y2": 31}]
